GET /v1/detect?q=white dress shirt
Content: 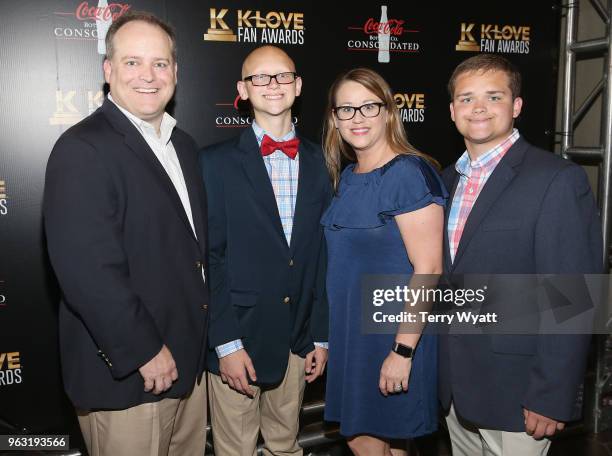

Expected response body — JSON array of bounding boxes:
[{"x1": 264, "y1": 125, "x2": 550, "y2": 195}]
[{"x1": 108, "y1": 94, "x2": 197, "y2": 237}]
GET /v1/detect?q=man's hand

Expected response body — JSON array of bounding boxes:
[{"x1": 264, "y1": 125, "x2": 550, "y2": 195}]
[
  {"x1": 523, "y1": 408, "x2": 565, "y2": 439},
  {"x1": 379, "y1": 351, "x2": 411, "y2": 396},
  {"x1": 138, "y1": 345, "x2": 178, "y2": 395},
  {"x1": 305, "y1": 346, "x2": 328, "y2": 383},
  {"x1": 219, "y1": 349, "x2": 257, "y2": 397}
]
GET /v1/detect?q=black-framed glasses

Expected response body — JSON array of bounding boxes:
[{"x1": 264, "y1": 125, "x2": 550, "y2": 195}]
[
  {"x1": 243, "y1": 72, "x2": 298, "y2": 86},
  {"x1": 332, "y1": 102, "x2": 386, "y2": 120}
]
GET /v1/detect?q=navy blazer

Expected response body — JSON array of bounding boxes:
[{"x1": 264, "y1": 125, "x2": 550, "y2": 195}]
[
  {"x1": 44, "y1": 100, "x2": 209, "y2": 410},
  {"x1": 439, "y1": 137, "x2": 603, "y2": 431},
  {"x1": 200, "y1": 128, "x2": 331, "y2": 385}
]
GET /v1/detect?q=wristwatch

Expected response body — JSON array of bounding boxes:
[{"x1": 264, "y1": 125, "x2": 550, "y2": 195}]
[{"x1": 391, "y1": 342, "x2": 414, "y2": 359}]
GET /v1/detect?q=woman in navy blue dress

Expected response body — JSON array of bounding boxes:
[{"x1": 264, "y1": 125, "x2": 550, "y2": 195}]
[{"x1": 321, "y1": 68, "x2": 447, "y2": 455}]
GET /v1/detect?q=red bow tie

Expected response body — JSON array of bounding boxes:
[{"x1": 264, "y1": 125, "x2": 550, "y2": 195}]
[{"x1": 260, "y1": 135, "x2": 300, "y2": 160}]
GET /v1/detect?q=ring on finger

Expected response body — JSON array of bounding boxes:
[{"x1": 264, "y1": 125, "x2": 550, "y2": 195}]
[{"x1": 394, "y1": 384, "x2": 402, "y2": 392}]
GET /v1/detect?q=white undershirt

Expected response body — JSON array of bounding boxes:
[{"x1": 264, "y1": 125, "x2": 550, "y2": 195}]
[{"x1": 108, "y1": 95, "x2": 196, "y2": 237}]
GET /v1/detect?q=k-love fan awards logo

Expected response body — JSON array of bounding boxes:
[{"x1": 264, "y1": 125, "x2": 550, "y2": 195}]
[
  {"x1": 346, "y1": 5, "x2": 420, "y2": 63},
  {"x1": 456, "y1": 22, "x2": 530, "y2": 54},
  {"x1": 394, "y1": 92, "x2": 425, "y2": 123},
  {"x1": 49, "y1": 89, "x2": 104, "y2": 126},
  {"x1": 203, "y1": 8, "x2": 305, "y2": 45},
  {"x1": 0, "y1": 351, "x2": 22, "y2": 386},
  {"x1": 53, "y1": 1, "x2": 131, "y2": 54}
]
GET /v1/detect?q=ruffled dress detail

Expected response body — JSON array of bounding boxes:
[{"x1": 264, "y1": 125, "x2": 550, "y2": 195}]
[{"x1": 321, "y1": 154, "x2": 448, "y2": 438}]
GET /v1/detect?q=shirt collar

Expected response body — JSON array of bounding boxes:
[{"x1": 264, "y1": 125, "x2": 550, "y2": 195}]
[
  {"x1": 108, "y1": 94, "x2": 176, "y2": 145},
  {"x1": 455, "y1": 129, "x2": 520, "y2": 177},
  {"x1": 252, "y1": 120, "x2": 296, "y2": 147}
]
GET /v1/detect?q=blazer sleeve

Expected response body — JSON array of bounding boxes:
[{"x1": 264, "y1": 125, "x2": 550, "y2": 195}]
[
  {"x1": 199, "y1": 148, "x2": 243, "y2": 348},
  {"x1": 309, "y1": 162, "x2": 333, "y2": 344},
  {"x1": 522, "y1": 163, "x2": 603, "y2": 421},
  {"x1": 44, "y1": 135, "x2": 163, "y2": 379},
  {"x1": 310, "y1": 230, "x2": 330, "y2": 343}
]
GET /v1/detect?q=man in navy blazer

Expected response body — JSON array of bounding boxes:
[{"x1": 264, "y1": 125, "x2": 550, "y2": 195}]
[
  {"x1": 44, "y1": 12, "x2": 208, "y2": 456},
  {"x1": 439, "y1": 54, "x2": 602, "y2": 455},
  {"x1": 200, "y1": 45, "x2": 330, "y2": 455}
]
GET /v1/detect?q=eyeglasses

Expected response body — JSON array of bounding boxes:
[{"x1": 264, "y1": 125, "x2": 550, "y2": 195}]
[
  {"x1": 332, "y1": 102, "x2": 386, "y2": 120},
  {"x1": 243, "y1": 72, "x2": 298, "y2": 86}
]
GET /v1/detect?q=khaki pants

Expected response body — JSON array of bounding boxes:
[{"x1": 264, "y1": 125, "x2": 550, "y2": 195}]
[
  {"x1": 446, "y1": 403, "x2": 551, "y2": 456},
  {"x1": 208, "y1": 352, "x2": 306, "y2": 456},
  {"x1": 77, "y1": 377, "x2": 207, "y2": 456}
]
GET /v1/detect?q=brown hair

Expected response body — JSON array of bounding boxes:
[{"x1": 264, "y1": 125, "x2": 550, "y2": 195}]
[
  {"x1": 322, "y1": 67, "x2": 439, "y2": 190},
  {"x1": 105, "y1": 11, "x2": 177, "y2": 62},
  {"x1": 448, "y1": 54, "x2": 521, "y2": 100}
]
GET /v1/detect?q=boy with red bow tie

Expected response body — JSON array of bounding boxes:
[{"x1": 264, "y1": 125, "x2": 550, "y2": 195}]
[{"x1": 199, "y1": 45, "x2": 331, "y2": 455}]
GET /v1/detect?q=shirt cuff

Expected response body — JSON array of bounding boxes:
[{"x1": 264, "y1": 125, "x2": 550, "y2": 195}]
[
  {"x1": 216, "y1": 339, "x2": 244, "y2": 358},
  {"x1": 314, "y1": 342, "x2": 328, "y2": 349}
]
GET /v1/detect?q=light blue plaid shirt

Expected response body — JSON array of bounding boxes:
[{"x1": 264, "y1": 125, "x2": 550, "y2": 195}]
[
  {"x1": 253, "y1": 120, "x2": 299, "y2": 245},
  {"x1": 216, "y1": 122, "x2": 328, "y2": 358}
]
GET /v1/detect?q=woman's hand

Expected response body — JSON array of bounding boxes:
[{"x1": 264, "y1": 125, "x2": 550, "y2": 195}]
[{"x1": 379, "y1": 351, "x2": 412, "y2": 396}]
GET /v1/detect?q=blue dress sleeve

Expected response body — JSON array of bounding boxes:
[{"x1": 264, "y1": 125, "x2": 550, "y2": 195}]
[
  {"x1": 321, "y1": 155, "x2": 448, "y2": 230},
  {"x1": 378, "y1": 155, "x2": 448, "y2": 220}
]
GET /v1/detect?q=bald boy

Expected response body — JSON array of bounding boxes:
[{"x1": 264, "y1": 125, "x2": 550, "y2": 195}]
[{"x1": 199, "y1": 45, "x2": 331, "y2": 455}]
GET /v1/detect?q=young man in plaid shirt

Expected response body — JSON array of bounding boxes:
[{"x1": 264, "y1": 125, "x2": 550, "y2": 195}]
[
  {"x1": 200, "y1": 45, "x2": 331, "y2": 455},
  {"x1": 439, "y1": 54, "x2": 602, "y2": 456}
]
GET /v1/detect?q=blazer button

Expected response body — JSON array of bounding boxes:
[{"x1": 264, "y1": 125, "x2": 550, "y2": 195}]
[
  {"x1": 202, "y1": 303, "x2": 208, "y2": 310},
  {"x1": 289, "y1": 259, "x2": 294, "y2": 266},
  {"x1": 195, "y1": 261, "x2": 202, "y2": 269},
  {"x1": 283, "y1": 296, "x2": 290, "y2": 304}
]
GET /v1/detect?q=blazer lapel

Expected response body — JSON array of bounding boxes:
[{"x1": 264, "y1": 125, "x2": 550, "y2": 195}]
[
  {"x1": 443, "y1": 171, "x2": 460, "y2": 273},
  {"x1": 289, "y1": 136, "x2": 316, "y2": 254},
  {"x1": 238, "y1": 129, "x2": 287, "y2": 246},
  {"x1": 452, "y1": 140, "x2": 526, "y2": 267},
  {"x1": 173, "y1": 132, "x2": 207, "y2": 247},
  {"x1": 102, "y1": 100, "x2": 197, "y2": 242}
]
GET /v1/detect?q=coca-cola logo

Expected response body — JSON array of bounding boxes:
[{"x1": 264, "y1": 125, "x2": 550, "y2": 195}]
[
  {"x1": 75, "y1": 1, "x2": 131, "y2": 22},
  {"x1": 363, "y1": 18, "x2": 404, "y2": 36}
]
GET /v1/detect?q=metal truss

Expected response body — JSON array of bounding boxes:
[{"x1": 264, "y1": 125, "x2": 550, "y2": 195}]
[{"x1": 560, "y1": 0, "x2": 611, "y2": 433}]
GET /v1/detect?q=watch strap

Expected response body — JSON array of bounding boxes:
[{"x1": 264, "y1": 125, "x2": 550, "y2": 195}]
[{"x1": 392, "y1": 342, "x2": 414, "y2": 359}]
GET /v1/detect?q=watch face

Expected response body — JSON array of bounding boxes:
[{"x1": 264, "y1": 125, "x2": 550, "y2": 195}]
[{"x1": 393, "y1": 343, "x2": 413, "y2": 358}]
